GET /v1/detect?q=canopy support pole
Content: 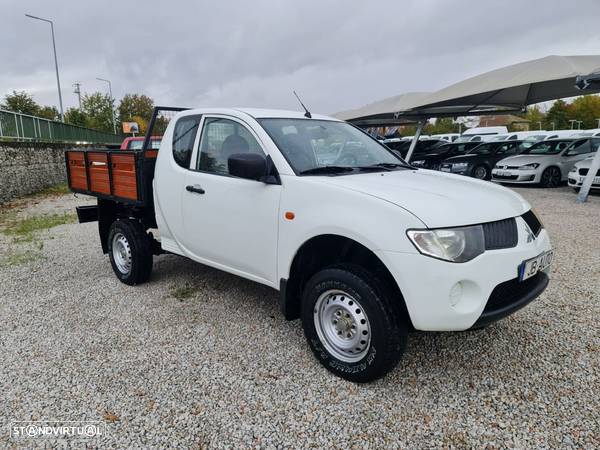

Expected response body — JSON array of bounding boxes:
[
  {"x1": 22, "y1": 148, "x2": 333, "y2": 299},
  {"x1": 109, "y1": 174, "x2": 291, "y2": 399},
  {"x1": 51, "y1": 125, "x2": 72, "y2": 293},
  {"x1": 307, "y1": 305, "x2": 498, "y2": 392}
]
[
  {"x1": 576, "y1": 149, "x2": 600, "y2": 203},
  {"x1": 405, "y1": 119, "x2": 426, "y2": 162}
]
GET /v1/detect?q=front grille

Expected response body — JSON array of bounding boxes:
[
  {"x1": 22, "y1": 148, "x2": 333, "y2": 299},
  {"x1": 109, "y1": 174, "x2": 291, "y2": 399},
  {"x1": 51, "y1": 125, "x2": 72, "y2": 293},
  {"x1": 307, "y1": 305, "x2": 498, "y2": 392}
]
[
  {"x1": 484, "y1": 272, "x2": 546, "y2": 313},
  {"x1": 579, "y1": 168, "x2": 599, "y2": 176},
  {"x1": 482, "y1": 218, "x2": 518, "y2": 250},
  {"x1": 521, "y1": 210, "x2": 542, "y2": 236},
  {"x1": 507, "y1": 166, "x2": 520, "y2": 170}
]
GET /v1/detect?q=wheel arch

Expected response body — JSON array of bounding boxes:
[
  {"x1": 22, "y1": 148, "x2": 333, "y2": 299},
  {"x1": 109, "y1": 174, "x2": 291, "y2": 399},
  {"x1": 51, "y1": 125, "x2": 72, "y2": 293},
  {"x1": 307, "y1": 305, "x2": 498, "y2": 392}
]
[{"x1": 280, "y1": 233, "x2": 411, "y2": 327}]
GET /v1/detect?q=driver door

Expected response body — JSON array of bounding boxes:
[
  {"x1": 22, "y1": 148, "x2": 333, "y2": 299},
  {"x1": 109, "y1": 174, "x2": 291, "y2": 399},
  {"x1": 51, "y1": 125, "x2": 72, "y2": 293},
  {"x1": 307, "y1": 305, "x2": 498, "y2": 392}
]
[{"x1": 180, "y1": 116, "x2": 281, "y2": 286}]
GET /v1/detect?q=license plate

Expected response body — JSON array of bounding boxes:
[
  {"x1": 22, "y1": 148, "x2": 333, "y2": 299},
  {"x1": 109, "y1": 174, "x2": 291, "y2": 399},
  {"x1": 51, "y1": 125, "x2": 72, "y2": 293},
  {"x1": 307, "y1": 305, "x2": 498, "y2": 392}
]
[
  {"x1": 441, "y1": 167, "x2": 451, "y2": 172},
  {"x1": 519, "y1": 250, "x2": 553, "y2": 281},
  {"x1": 579, "y1": 176, "x2": 600, "y2": 183}
]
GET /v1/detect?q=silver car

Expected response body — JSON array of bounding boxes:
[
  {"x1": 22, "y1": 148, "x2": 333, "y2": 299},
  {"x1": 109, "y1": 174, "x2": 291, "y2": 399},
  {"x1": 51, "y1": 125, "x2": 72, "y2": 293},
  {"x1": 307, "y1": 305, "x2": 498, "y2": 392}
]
[{"x1": 492, "y1": 138, "x2": 600, "y2": 187}]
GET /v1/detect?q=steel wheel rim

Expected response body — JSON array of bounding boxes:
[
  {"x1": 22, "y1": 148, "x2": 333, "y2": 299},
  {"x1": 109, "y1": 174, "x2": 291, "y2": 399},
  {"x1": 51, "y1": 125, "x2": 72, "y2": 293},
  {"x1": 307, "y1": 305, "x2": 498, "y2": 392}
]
[
  {"x1": 474, "y1": 166, "x2": 487, "y2": 179},
  {"x1": 112, "y1": 232, "x2": 132, "y2": 274},
  {"x1": 313, "y1": 289, "x2": 371, "y2": 363}
]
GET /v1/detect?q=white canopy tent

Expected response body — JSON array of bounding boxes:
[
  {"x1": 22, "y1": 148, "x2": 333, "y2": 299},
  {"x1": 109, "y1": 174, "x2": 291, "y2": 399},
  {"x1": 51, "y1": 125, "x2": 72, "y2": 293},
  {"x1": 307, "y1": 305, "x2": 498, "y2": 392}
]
[{"x1": 336, "y1": 55, "x2": 600, "y2": 174}]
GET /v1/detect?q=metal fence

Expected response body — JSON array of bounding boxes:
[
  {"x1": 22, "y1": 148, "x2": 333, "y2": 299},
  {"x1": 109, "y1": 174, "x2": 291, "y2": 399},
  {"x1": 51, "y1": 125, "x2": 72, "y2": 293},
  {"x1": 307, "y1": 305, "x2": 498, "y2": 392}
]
[{"x1": 0, "y1": 109, "x2": 122, "y2": 144}]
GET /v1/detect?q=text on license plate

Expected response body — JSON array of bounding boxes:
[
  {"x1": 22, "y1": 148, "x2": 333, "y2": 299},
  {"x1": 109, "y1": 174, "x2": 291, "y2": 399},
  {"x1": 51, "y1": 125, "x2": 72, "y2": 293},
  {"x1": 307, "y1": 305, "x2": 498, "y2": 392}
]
[{"x1": 519, "y1": 250, "x2": 553, "y2": 281}]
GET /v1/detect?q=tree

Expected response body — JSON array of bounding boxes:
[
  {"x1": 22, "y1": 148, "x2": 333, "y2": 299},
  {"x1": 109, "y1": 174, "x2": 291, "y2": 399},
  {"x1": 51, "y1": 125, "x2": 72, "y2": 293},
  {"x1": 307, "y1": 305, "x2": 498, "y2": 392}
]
[
  {"x1": 118, "y1": 94, "x2": 154, "y2": 126},
  {"x1": 568, "y1": 95, "x2": 600, "y2": 129},
  {"x1": 37, "y1": 106, "x2": 60, "y2": 121},
  {"x1": 64, "y1": 107, "x2": 87, "y2": 127},
  {"x1": 81, "y1": 92, "x2": 115, "y2": 133},
  {"x1": 544, "y1": 99, "x2": 570, "y2": 130},
  {"x1": 3, "y1": 90, "x2": 40, "y2": 115},
  {"x1": 524, "y1": 105, "x2": 545, "y2": 131}
]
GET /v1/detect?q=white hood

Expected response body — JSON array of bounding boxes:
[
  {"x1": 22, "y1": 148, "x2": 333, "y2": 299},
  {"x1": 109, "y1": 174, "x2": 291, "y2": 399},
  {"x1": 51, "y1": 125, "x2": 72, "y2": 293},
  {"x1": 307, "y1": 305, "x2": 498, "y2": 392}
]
[
  {"x1": 315, "y1": 169, "x2": 530, "y2": 228},
  {"x1": 496, "y1": 154, "x2": 558, "y2": 166}
]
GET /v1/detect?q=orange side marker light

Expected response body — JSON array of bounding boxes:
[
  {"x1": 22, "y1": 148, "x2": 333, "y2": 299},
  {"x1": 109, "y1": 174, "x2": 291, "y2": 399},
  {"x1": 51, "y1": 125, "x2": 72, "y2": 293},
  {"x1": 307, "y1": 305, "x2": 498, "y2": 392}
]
[{"x1": 285, "y1": 211, "x2": 295, "y2": 220}]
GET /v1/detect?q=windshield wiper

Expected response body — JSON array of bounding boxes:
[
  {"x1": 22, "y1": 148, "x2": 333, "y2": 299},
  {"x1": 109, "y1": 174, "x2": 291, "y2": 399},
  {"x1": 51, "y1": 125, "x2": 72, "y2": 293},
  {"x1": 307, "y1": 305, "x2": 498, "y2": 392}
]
[
  {"x1": 299, "y1": 166, "x2": 355, "y2": 175},
  {"x1": 367, "y1": 162, "x2": 413, "y2": 169}
]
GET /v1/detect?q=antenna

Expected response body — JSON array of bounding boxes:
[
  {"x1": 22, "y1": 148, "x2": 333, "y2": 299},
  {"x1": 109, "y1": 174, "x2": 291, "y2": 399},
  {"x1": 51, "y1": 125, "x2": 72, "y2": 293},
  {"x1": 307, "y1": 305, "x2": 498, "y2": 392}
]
[{"x1": 293, "y1": 91, "x2": 312, "y2": 118}]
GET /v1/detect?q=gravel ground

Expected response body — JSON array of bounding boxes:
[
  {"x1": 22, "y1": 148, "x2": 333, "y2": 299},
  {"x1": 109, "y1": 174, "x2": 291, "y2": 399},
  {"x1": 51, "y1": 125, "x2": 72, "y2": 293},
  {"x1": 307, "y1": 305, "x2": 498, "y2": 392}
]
[{"x1": 0, "y1": 186, "x2": 598, "y2": 449}]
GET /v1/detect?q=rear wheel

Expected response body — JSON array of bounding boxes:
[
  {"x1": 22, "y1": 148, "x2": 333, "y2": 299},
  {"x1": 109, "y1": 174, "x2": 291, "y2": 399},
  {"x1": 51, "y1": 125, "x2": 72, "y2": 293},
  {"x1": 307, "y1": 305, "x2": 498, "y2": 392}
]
[
  {"x1": 107, "y1": 219, "x2": 153, "y2": 285},
  {"x1": 540, "y1": 167, "x2": 561, "y2": 188},
  {"x1": 301, "y1": 265, "x2": 407, "y2": 382},
  {"x1": 472, "y1": 165, "x2": 489, "y2": 180}
]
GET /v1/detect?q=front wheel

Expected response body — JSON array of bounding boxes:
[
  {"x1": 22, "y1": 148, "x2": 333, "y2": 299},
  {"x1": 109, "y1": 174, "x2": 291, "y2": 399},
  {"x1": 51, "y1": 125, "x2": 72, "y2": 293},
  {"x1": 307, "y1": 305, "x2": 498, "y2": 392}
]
[
  {"x1": 107, "y1": 219, "x2": 153, "y2": 285},
  {"x1": 540, "y1": 167, "x2": 561, "y2": 188},
  {"x1": 472, "y1": 165, "x2": 489, "y2": 180},
  {"x1": 301, "y1": 265, "x2": 407, "y2": 382}
]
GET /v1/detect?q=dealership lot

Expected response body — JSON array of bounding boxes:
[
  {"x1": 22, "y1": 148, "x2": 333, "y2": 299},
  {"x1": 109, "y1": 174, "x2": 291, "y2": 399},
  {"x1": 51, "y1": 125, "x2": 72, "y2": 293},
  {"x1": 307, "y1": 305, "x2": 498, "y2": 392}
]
[{"x1": 0, "y1": 188, "x2": 598, "y2": 448}]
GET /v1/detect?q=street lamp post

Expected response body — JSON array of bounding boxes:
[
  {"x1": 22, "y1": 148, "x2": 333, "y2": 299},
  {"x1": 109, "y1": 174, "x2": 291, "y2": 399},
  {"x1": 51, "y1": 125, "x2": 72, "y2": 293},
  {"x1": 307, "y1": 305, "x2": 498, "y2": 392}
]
[
  {"x1": 25, "y1": 14, "x2": 64, "y2": 122},
  {"x1": 96, "y1": 77, "x2": 117, "y2": 134}
]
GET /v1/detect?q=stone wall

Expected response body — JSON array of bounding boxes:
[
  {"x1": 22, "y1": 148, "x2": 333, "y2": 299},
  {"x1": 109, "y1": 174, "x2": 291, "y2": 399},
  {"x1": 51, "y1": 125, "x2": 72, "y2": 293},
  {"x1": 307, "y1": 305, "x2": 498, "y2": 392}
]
[{"x1": 0, "y1": 143, "x2": 70, "y2": 204}]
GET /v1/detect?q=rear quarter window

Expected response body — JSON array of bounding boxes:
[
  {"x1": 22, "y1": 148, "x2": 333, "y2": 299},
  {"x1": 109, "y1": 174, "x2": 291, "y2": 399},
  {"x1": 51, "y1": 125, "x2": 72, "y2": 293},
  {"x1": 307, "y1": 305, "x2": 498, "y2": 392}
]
[{"x1": 172, "y1": 115, "x2": 201, "y2": 168}]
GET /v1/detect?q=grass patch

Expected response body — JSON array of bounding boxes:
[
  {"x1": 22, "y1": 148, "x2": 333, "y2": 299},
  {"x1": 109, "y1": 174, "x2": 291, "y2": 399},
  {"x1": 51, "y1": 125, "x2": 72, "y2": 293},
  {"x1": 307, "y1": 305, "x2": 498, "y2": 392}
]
[
  {"x1": 170, "y1": 283, "x2": 198, "y2": 301},
  {"x1": 32, "y1": 183, "x2": 70, "y2": 197},
  {"x1": 0, "y1": 249, "x2": 44, "y2": 267},
  {"x1": 2, "y1": 212, "x2": 76, "y2": 241}
]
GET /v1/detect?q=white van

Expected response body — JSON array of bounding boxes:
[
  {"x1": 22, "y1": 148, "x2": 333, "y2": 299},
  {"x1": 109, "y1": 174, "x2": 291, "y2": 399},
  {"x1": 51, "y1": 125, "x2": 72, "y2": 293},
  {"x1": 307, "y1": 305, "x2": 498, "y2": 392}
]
[{"x1": 454, "y1": 126, "x2": 509, "y2": 143}]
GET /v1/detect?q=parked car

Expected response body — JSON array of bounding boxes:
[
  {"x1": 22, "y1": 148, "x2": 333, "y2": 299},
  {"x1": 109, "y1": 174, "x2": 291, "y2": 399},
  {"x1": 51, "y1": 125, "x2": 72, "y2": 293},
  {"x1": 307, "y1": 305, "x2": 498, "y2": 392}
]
[
  {"x1": 570, "y1": 128, "x2": 600, "y2": 138},
  {"x1": 440, "y1": 140, "x2": 532, "y2": 180},
  {"x1": 430, "y1": 133, "x2": 460, "y2": 142},
  {"x1": 410, "y1": 141, "x2": 481, "y2": 170},
  {"x1": 490, "y1": 131, "x2": 549, "y2": 141},
  {"x1": 120, "y1": 136, "x2": 162, "y2": 150},
  {"x1": 384, "y1": 138, "x2": 446, "y2": 158},
  {"x1": 453, "y1": 126, "x2": 509, "y2": 143},
  {"x1": 568, "y1": 156, "x2": 600, "y2": 191},
  {"x1": 492, "y1": 138, "x2": 599, "y2": 187},
  {"x1": 65, "y1": 107, "x2": 552, "y2": 382}
]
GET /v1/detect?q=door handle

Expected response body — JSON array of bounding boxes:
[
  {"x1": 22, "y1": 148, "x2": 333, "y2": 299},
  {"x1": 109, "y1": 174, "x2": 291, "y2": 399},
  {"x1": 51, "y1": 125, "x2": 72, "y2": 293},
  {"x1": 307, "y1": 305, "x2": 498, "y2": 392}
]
[{"x1": 186, "y1": 185, "x2": 205, "y2": 194}]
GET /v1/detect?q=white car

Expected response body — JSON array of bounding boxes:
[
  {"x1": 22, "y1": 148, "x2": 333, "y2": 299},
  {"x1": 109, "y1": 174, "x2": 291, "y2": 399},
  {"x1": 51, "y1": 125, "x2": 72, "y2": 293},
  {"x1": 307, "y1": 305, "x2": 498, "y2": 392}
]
[
  {"x1": 568, "y1": 156, "x2": 600, "y2": 190},
  {"x1": 492, "y1": 138, "x2": 600, "y2": 187},
  {"x1": 66, "y1": 107, "x2": 553, "y2": 382}
]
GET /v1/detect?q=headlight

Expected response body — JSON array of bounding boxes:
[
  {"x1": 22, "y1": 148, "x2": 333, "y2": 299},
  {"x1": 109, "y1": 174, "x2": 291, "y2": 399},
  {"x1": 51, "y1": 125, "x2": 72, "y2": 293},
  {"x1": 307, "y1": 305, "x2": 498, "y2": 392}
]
[
  {"x1": 570, "y1": 166, "x2": 577, "y2": 173},
  {"x1": 518, "y1": 163, "x2": 540, "y2": 170},
  {"x1": 407, "y1": 225, "x2": 485, "y2": 263},
  {"x1": 453, "y1": 162, "x2": 469, "y2": 169}
]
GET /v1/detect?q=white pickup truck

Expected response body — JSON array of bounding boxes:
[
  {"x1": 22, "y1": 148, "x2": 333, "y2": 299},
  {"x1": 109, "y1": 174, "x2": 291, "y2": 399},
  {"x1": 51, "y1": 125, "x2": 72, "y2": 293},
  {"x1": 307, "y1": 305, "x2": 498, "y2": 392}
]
[{"x1": 66, "y1": 106, "x2": 553, "y2": 382}]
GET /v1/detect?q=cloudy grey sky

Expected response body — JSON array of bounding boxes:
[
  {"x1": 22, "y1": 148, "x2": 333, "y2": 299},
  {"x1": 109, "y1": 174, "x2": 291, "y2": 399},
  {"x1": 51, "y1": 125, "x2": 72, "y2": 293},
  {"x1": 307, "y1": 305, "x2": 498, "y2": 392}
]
[{"x1": 2, "y1": 0, "x2": 600, "y2": 115}]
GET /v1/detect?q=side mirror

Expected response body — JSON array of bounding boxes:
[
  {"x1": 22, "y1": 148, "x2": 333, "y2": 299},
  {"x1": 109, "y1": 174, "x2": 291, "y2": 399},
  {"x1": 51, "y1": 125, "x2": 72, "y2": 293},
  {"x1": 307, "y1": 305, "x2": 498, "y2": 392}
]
[{"x1": 228, "y1": 153, "x2": 272, "y2": 182}]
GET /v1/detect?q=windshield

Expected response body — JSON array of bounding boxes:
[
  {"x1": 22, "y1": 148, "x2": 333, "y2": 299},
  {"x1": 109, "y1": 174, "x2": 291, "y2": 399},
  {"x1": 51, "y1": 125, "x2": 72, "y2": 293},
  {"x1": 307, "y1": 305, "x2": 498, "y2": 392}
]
[
  {"x1": 258, "y1": 118, "x2": 405, "y2": 173},
  {"x1": 521, "y1": 140, "x2": 572, "y2": 155},
  {"x1": 467, "y1": 142, "x2": 496, "y2": 155}
]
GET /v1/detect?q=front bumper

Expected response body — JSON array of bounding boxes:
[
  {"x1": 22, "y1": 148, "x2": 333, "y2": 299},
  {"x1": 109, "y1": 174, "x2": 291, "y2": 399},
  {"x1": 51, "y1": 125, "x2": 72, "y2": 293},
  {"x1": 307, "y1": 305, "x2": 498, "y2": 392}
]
[
  {"x1": 470, "y1": 272, "x2": 549, "y2": 328},
  {"x1": 492, "y1": 168, "x2": 538, "y2": 183},
  {"x1": 376, "y1": 217, "x2": 552, "y2": 331},
  {"x1": 568, "y1": 173, "x2": 600, "y2": 188}
]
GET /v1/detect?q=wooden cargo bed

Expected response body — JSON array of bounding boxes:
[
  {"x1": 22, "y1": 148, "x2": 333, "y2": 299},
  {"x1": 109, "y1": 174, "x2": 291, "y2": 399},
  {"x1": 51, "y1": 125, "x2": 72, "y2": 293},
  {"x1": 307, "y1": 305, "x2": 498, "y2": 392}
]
[{"x1": 65, "y1": 149, "x2": 157, "y2": 205}]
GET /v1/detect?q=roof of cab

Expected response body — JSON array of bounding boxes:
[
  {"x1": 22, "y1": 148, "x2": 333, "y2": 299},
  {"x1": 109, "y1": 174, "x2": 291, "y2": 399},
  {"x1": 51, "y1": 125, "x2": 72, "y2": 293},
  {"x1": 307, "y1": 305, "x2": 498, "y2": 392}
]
[{"x1": 179, "y1": 107, "x2": 339, "y2": 121}]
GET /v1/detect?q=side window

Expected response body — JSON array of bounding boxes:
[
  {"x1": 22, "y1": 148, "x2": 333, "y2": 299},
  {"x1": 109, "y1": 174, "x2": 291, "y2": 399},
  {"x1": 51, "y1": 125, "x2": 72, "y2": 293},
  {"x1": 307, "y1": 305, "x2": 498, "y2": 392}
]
[
  {"x1": 496, "y1": 143, "x2": 515, "y2": 155},
  {"x1": 590, "y1": 139, "x2": 600, "y2": 153},
  {"x1": 567, "y1": 140, "x2": 591, "y2": 156},
  {"x1": 197, "y1": 118, "x2": 265, "y2": 175},
  {"x1": 172, "y1": 115, "x2": 201, "y2": 168}
]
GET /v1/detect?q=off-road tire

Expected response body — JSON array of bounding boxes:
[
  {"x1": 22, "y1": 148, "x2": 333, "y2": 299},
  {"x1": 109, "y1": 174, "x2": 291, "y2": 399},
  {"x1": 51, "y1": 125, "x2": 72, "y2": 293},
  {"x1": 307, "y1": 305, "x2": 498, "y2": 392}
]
[
  {"x1": 107, "y1": 219, "x2": 153, "y2": 285},
  {"x1": 301, "y1": 264, "x2": 407, "y2": 383}
]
